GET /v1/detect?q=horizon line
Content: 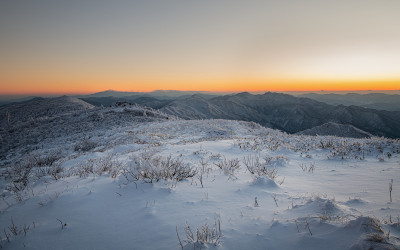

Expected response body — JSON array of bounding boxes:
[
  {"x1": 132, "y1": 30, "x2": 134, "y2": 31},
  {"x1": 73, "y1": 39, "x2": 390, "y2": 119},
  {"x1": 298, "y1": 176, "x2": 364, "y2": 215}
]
[{"x1": 1, "y1": 89, "x2": 400, "y2": 98}]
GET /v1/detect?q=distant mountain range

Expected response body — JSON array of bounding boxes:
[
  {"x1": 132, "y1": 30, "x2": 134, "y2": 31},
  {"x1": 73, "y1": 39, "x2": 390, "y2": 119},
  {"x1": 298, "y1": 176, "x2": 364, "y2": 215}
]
[
  {"x1": 160, "y1": 92, "x2": 400, "y2": 138},
  {"x1": 2, "y1": 90, "x2": 399, "y2": 111},
  {"x1": 0, "y1": 90, "x2": 220, "y2": 109},
  {"x1": 300, "y1": 93, "x2": 400, "y2": 111},
  {"x1": 78, "y1": 91, "x2": 400, "y2": 113},
  {"x1": 2, "y1": 91, "x2": 400, "y2": 138},
  {"x1": 80, "y1": 90, "x2": 217, "y2": 98}
]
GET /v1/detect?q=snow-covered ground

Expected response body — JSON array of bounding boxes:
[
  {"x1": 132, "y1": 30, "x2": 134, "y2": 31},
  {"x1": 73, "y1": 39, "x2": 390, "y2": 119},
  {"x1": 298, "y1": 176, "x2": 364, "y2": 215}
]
[{"x1": 1, "y1": 119, "x2": 400, "y2": 249}]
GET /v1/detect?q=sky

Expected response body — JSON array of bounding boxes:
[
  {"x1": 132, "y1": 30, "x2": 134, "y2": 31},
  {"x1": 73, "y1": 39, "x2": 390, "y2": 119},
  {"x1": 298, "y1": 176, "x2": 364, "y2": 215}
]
[{"x1": 1, "y1": 0, "x2": 400, "y2": 95}]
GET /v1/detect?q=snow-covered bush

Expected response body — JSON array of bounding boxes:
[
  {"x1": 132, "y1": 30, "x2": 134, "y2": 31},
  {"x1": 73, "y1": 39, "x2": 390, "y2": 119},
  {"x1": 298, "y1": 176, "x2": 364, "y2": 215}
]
[
  {"x1": 1, "y1": 216, "x2": 33, "y2": 245},
  {"x1": 242, "y1": 154, "x2": 263, "y2": 175},
  {"x1": 3, "y1": 161, "x2": 33, "y2": 198},
  {"x1": 268, "y1": 155, "x2": 289, "y2": 167},
  {"x1": 1, "y1": 150, "x2": 65, "y2": 201},
  {"x1": 35, "y1": 161, "x2": 63, "y2": 180},
  {"x1": 180, "y1": 218, "x2": 222, "y2": 248},
  {"x1": 72, "y1": 156, "x2": 123, "y2": 178},
  {"x1": 214, "y1": 157, "x2": 240, "y2": 180},
  {"x1": 93, "y1": 154, "x2": 123, "y2": 178},
  {"x1": 30, "y1": 150, "x2": 62, "y2": 167},
  {"x1": 243, "y1": 154, "x2": 279, "y2": 180},
  {"x1": 299, "y1": 162, "x2": 315, "y2": 173},
  {"x1": 366, "y1": 233, "x2": 386, "y2": 243},
  {"x1": 74, "y1": 160, "x2": 95, "y2": 178},
  {"x1": 123, "y1": 154, "x2": 197, "y2": 185},
  {"x1": 74, "y1": 139, "x2": 97, "y2": 152}
]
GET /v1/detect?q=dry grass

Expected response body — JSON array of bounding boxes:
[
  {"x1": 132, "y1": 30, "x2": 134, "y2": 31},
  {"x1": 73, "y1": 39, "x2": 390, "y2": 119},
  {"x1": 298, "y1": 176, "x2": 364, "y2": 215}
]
[{"x1": 182, "y1": 218, "x2": 222, "y2": 246}]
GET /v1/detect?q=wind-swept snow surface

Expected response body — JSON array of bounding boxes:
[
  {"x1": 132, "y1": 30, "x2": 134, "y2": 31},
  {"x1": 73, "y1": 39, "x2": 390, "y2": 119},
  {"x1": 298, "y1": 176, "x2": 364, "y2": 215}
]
[{"x1": 1, "y1": 117, "x2": 400, "y2": 249}]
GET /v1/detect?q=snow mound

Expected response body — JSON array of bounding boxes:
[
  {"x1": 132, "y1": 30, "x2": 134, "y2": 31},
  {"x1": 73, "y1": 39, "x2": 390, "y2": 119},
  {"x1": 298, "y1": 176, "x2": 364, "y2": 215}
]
[
  {"x1": 345, "y1": 216, "x2": 383, "y2": 233},
  {"x1": 292, "y1": 197, "x2": 350, "y2": 217},
  {"x1": 266, "y1": 155, "x2": 289, "y2": 167},
  {"x1": 250, "y1": 176, "x2": 278, "y2": 188},
  {"x1": 183, "y1": 242, "x2": 219, "y2": 250},
  {"x1": 343, "y1": 198, "x2": 367, "y2": 206},
  {"x1": 344, "y1": 216, "x2": 399, "y2": 250}
]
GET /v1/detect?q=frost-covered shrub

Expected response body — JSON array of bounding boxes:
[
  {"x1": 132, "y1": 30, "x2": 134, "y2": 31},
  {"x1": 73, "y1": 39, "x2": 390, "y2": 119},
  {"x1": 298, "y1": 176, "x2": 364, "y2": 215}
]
[
  {"x1": 30, "y1": 150, "x2": 62, "y2": 167},
  {"x1": 214, "y1": 158, "x2": 240, "y2": 180},
  {"x1": 209, "y1": 153, "x2": 222, "y2": 160},
  {"x1": 74, "y1": 139, "x2": 97, "y2": 152},
  {"x1": 242, "y1": 154, "x2": 264, "y2": 175},
  {"x1": 299, "y1": 162, "x2": 315, "y2": 173},
  {"x1": 109, "y1": 161, "x2": 123, "y2": 178},
  {"x1": 35, "y1": 162, "x2": 63, "y2": 180},
  {"x1": 69, "y1": 155, "x2": 123, "y2": 178},
  {"x1": 74, "y1": 157, "x2": 106, "y2": 177},
  {"x1": 75, "y1": 160, "x2": 95, "y2": 178},
  {"x1": 94, "y1": 155, "x2": 113, "y2": 175},
  {"x1": 243, "y1": 154, "x2": 279, "y2": 180},
  {"x1": 269, "y1": 155, "x2": 289, "y2": 167},
  {"x1": 3, "y1": 161, "x2": 33, "y2": 196},
  {"x1": 94, "y1": 155, "x2": 123, "y2": 178},
  {"x1": 180, "y1": 218, "x2": 222, "y2": 247},
  {"x1": 2, "y1": 150, "x2": 65, "y2": 201},
  {"x1": 2, "y1": 217, "x2": 33, "y2": 244},
  {"x1": 123, "y1": 154, "x2": 197, "y2": 185},
  {"x1": 90, "y1": 112, "x2": 104, "y2": 121},
  {"x1": 366, "y1": 233, "x2": 386, "y2": 243}
]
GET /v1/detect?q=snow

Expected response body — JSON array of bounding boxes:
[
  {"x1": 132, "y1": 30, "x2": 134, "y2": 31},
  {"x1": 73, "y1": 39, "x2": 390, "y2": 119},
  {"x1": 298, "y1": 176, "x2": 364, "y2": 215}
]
[
  {"x1": 296, "y1": 122, "x2": 372, "y2": 138},
  {"x1": 1, "y1": 118, "x2": 400, "y2": 249}
]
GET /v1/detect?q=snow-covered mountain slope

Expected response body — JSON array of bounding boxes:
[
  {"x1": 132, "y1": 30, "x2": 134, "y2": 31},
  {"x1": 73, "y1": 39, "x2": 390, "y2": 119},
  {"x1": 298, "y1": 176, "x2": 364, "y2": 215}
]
[
  {"x1": 296, "y1": 122, "x2": 372, "y2": 138},
  {"x1": 0, "y1": 97, "x2": 174, "y2": 162},
  {"x1": 1, "y1": 102, "x2": 399, "y2": 249},
  {"x1": 161, "y1": 94, "x2": 231, "y2": 120},
  {"x1": 160, "y1": 92, "x2": 400, "y2": 138},
  {"x1": 0, "y1": 96, "x2": 94, "y2": 125}
]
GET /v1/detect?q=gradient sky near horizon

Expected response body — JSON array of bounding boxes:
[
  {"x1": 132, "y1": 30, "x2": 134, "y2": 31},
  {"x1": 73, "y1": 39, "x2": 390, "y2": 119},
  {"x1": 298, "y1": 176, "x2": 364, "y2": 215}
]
[{"x1": 1, "y1": 0, "x2": 400, "y2": 95}]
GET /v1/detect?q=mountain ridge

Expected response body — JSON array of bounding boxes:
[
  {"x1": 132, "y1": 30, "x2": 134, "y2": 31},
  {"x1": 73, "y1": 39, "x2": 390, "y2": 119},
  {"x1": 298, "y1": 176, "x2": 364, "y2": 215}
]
[
  {"x1": 296, "y1": 122, "x2": 372, "y2": 138},
  {"x1": 2, "y1": 93, "x2": 400, "y2": 138},
  {"x1": 160, "y1": 92, "x2": 400, "y2": 138},
  {"x1": 301, "y1": 92, "x2": 400, "y2": 111}
]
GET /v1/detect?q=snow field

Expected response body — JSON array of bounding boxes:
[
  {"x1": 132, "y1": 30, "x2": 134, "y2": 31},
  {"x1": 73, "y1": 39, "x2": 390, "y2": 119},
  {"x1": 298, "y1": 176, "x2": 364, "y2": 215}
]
[{"x1": 1, "y1": 119, "x2": 400, "y2": 249}]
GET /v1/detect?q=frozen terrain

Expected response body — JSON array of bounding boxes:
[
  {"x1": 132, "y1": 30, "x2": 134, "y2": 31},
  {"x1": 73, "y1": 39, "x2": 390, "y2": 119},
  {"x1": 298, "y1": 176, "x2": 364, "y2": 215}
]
[
  {"x1": 0, "y1": 99, "x2": 400, "y2": 249},
  {"x1": 296, "y1": 122, "x2": 372, "y2": 138}
]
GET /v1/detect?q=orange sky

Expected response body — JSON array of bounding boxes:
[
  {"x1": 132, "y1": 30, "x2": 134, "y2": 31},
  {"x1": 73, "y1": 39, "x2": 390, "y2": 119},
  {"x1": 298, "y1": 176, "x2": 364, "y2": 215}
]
[
  {"x1": 1, "y1": 1, "x2": 400, "y2": 95},
  {"x1": 1, "y1": 79, "x2": 398, "y2": 96}
]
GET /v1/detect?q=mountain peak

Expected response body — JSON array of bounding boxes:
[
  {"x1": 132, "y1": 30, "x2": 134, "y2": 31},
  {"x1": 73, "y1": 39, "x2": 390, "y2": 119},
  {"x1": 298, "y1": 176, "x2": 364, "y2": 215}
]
[{"x1": 236, "y1": 92, "x2": 252, "y2": 96}]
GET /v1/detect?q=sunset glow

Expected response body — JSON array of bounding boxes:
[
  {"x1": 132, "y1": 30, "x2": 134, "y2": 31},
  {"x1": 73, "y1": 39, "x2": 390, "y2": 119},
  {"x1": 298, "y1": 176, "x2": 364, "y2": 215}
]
[{"x1": 1, "y1": 1, "x2": 399, "y2": 95}]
